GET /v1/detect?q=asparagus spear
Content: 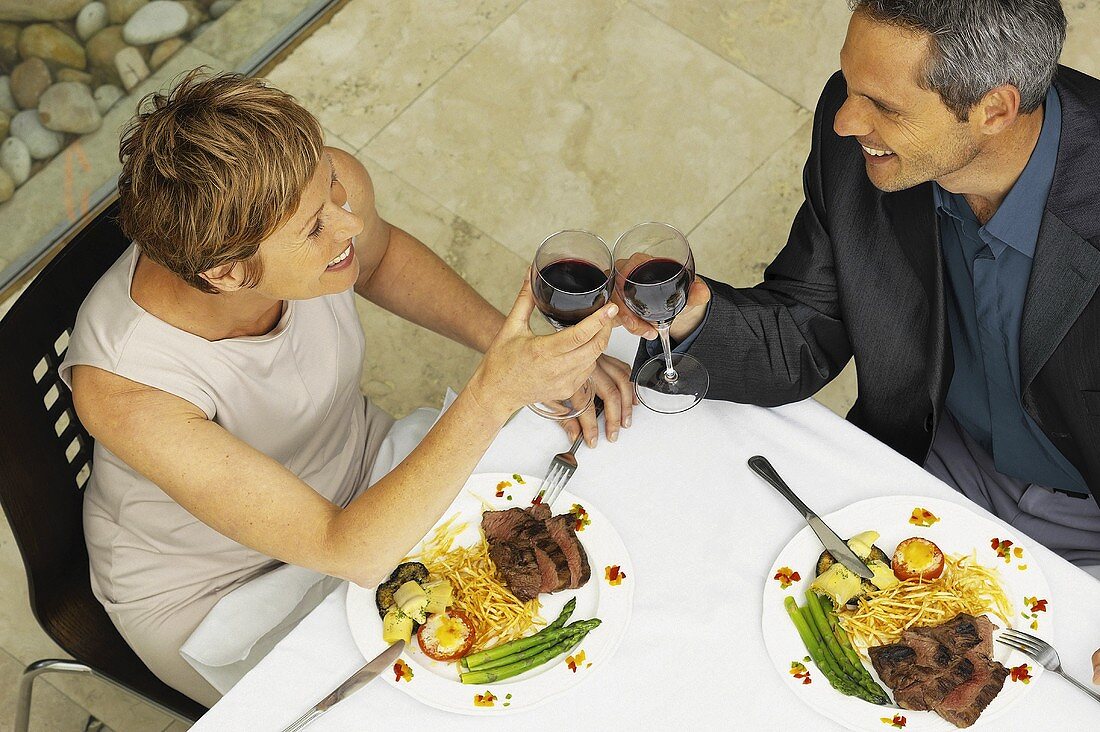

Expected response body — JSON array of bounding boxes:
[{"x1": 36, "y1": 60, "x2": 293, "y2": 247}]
[
  {"x1": 461, "y1": 620, "x2": 600, "y2": 684},
  {"x1": 805, "y1": 591, "x2": 865, "y2": 684},
  {"x1": 815, "y1": 593, "x2": 891, "y2": 702},
  {"x1": 804, "y1": 594, "x2": 889, "y2": 704},
  {"x1": 784, "y1": 597, "x2": 863, "y2": 698},
  {"x1": 461, "y1": 600, "x2": 579, "y2": 669},
  {"x1": 465, "y1": 631, "x2": 575, "y2": 672},
  {"x1": 545, "y1": 597, "x2": 577, "y2": 632}
]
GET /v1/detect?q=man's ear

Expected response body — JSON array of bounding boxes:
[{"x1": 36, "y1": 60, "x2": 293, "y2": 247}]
[
  {"x1": 199, "y1": 261, "x2": 248, "y2": 292},
  {"x1": 973, "y1": 84, "x2": 1022, "y2": 136}
]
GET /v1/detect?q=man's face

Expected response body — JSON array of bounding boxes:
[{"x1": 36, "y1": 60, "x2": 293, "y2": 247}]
[{"x1": 834, "y1": 11, "x2": 981, "y2": 192}]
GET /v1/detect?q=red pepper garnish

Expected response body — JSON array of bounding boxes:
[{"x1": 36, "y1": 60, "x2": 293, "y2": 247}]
[
  {"x1": 879, "y1": 714, "x2": 907, "y2": 728},
  {"x1": 569, "y1": 503, "x2": 591, "y2": 532},
  {"x1": 774, "y1": 566, "x2": 801, "y2": 589},
  {"x1": 1010, "y1": 664, "x2": 1032, "y2": 684},
  {"x1": 495, "y1": 480, "x2": 511, "y2": 498},
  {"x1": 393, "y1": 659, "x2": 413, "y2": 682},
  {"x1": 991, "y1": 538, "x2": 1014, "y2": 562},
  {"x1": 473, "y1": 690, "x2": 497, "y2": 707},
  {"x1": 909, "y1": 508, "x2": 939, "y2": 527},
  {"x1": 1027, "y1": 597, "x2": 1048, "y2": 613},
  {"x1": 604, "y1": 565, "x2": 626, "y2": 586},
  {"x1": 789, "y1": 661, "x2": 812, "y2": 684}
]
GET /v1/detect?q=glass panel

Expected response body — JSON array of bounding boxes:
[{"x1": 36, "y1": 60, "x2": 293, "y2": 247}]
[{"x1": 0, "y1": 0, "x2": 335, "y2": 294}]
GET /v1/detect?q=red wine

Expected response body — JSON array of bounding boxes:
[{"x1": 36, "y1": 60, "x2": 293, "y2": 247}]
[
  {"x1": 620, "y1": 257, "x2": 692, "y2": 323},
  {"x1": 533, "y1": 258, "x2": 610, "y2": 328}
]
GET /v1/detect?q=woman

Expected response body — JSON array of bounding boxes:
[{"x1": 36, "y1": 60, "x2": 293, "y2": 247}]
[{"x1": 59, "y1": 70, "x2": 630, "y2": 705}]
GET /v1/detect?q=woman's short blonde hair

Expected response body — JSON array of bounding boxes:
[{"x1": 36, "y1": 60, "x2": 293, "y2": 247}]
[{"x1": 117, "y1": 68, "x2": 324, "y2": 293}]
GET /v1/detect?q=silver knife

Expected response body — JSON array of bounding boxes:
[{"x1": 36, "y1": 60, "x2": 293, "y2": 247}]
[
  {"x1": 281, "y1": 640, "x2": 406, "y2": 732},
  {"x1": 747, "y1": 455, "x2": 875, "y2": 580}
]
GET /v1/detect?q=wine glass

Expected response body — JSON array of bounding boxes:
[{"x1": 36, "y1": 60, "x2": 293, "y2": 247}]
[
  {"x1": 613, "y1": 222, "x2": 709, "y2": 413},
  {"x1": 528, "y1": 229, "x2": 613, "y2": 419}
]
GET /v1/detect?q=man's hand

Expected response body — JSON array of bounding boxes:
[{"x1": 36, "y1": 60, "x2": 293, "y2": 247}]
[
  {"x1": 562, "y1": 355, "x2": 635, "y2": 447},
  {"x1": 613, "y1": 274, "x2": 711, "y2": 342},
  {"x1": 1093, "y1": 648, "x2": 1099, "y2": 685}
]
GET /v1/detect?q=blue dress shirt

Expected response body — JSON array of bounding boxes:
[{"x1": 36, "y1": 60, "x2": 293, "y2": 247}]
[{"x1": 934, "y1": 86, "x2": 1088, "y2": 495}]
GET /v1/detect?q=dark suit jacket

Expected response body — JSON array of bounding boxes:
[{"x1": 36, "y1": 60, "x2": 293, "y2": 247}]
[{"x1": 672, "y1": 66, "x2": 1100, "y2": 511}]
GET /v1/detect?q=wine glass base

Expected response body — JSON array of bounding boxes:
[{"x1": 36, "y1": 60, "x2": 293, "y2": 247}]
[
  {"x1": 527, "y1": 380, "x2": 594, "y2": 420},
  {"x1": 634, "y1": 352, "x2": 708, "y2": 414}
]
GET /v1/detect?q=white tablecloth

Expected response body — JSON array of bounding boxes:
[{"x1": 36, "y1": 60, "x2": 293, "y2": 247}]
[{"x1": 192, "y1": 333, "x2": 1100, "y2": 730}]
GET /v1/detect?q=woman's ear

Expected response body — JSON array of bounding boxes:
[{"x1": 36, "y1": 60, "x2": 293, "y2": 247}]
[{"x1": 199, "y1": 261, "x2": 248, "y2": 292}]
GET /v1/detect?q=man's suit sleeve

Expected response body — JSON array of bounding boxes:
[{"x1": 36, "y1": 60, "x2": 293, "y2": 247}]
[{"x1": 638, "y1": 74, "x2": 853, "y2": 407}]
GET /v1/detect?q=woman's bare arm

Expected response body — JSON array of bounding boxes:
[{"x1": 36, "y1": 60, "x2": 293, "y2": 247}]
[{"x1": 70, "y1": 284, "x2": 616, "y2": 588}]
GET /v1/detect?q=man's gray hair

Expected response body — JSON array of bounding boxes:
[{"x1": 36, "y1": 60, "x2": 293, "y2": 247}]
[{"x1": 849, "y1": 0, "x2": 1067, "y2": 120}]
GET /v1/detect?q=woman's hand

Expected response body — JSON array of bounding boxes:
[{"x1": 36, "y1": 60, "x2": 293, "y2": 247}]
[
  {"x1": 1093, "y1": 648, "x2": 1099, "y2": 684},
  {"x1": 468, "y1": 279, "x2": 617, "y2": 421},
  {"x1": 563, "y1": 355, "x2": 635, "y2": 447}
]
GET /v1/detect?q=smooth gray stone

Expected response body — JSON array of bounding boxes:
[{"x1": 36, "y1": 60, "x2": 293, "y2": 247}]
[
  {"x1": 1, "y1": 135, "x2": 31, "y2": 185},
  {"x1": 10, "y1": 109, "x2": 65, "y2": 159},
  {"x1": 38, "y1": 81, "x2": 102, "y2": 134}
]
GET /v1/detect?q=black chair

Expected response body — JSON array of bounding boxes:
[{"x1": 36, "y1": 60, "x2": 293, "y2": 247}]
[{"x1": 0, "y1": 199, "x2": 207, "y2": 730}]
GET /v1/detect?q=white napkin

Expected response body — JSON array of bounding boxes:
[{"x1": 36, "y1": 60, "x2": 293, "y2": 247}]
[{"x1": 180, "y1": 390, "x2": 459, "y2": 693}]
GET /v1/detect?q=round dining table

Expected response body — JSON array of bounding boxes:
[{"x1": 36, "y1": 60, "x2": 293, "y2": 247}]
[{"x1": 189, "y1": 332, "x2": 1100, "y2": 730}]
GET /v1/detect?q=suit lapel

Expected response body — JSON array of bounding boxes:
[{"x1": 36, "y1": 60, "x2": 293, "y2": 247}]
[
  {"x1": 1020, "y1": 70, "x2": 1100, "y2": 396},
  {"x1": 1020, "y1": 212, "x2": 1100, "y2": 394},
  {"x1": 884, "y1": 184, "x2": 950, "y2": 405}
]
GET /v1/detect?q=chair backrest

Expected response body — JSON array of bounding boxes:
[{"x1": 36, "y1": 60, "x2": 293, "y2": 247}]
[{"x1": 0, "y1": 201, "x2": 206, "y2": 720}]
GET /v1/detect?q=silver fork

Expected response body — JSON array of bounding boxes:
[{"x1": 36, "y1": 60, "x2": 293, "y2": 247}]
[
  {"x1": 996, "y1": 628, "x2": 1100, "y2": 703},
  {"x1": 533, "y1": 400, "x2": 604, "y2": 508},
  {"x1": 534, "y1": 433, "x2": 582, "y2": 508}
]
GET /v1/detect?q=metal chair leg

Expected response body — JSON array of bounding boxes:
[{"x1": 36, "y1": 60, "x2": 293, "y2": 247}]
[
  {"x1": 16, "y1": 658, "x2": 193, "y2": 731},
  {"x1": 82, "y1": 715, "x2": 105, "y2": 732},
  {"x1": 16, "y1": 659, "x2": 94, "y2": 732}
]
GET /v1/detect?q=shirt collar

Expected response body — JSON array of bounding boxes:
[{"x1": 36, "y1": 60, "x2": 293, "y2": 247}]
[{"x1": 932, "y1": 85, "x2": 1061, "y2": 259}]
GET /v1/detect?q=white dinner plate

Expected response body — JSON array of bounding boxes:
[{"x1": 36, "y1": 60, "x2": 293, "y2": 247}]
[
  {"x1": 761, "y1": 496, "x2": 1053, "y2": 731},
  {"x1": 346, "y1": 472, "x2": 633, "y2": 715}
]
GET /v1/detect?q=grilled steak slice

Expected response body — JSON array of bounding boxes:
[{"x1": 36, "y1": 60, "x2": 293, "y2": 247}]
[
  {"x1": 907, "y1": 614, "x2": 994, "y2": 658},
  {"x1": 544, "y1": 514, "x2": 591, "y2": 588},
  {"x1": 482, "y1": 507, "x2": 571, "y2": 594},
  {"x1": 871, "y1": 613, "x2": 1005, "y2": 728},
  {"x1": 482, "y1": 508, "x2": 533, "y2": 543},
  {"x1": 527, "y1": 503, "x2": 552, "y2": 520},
  {"x1": 902, "y1": 631, "x2": 952, "y2": 668},
  {"x1": 512, "y1": 518, "x2": 571, "y2": 593},
  {"x1": 488, "y1": 541, "x2": 541, "y2": 601},
  {"x1": 937, "y1": 656, "x2": 1008, "y2": 728},
  {"x1": 869, "y1": 644, "x2": 923, "y2": 690},
  {"x1": 893, "y1": 656, "x2": 976, "y2": 712}
]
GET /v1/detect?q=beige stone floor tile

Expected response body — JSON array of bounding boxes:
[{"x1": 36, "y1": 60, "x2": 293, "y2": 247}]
[
  {"x1": 0, "y1": 280, "x2": 28, "y2": 321},
  {"x1": 0, "y1": 515, "x2": 173, "y2": 732},
  {"x1": 365, "y1": 0, "x2": 809, "y2": 264},
  {"x1": 354, "y1": 154, "x2": 527, "y2": 417},
  {"x1": 634, "y1": 0, "x2": 851, "y2": 111},
  {"x1": 0, "y1": 648, "x2": 96, "y2": 732},
  {"x1": 162, "y1": 722, "x2": 192, "y2": 731},
  {"x1": 688, "y1": 118, "x2": 856, "y2": 416},
  {"x1": 1063, "y1": 0, "x2": 1100, "y2": 77},
  {"x1": 42, "y1": 674, "x2": 175, "y2": 732},
  {"x1": 192, "y1": 0, "x2": 319, "y2": 70},
  {"x1": 688, "y1": 119, "x2": 810, "y2": 286},
  {"x1": 265, "y1": 0, "x2": 525, "y2": 152},
  {"x1": 0, "y1": 46, "x2": 223, "y2": 270}
]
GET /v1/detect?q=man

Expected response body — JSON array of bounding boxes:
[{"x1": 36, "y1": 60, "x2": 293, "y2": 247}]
[{"x1": 619, "y1": 0, "x2": 1100, "y2": 683}]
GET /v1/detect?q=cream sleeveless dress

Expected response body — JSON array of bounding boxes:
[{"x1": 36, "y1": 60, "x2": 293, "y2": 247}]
[{"x1": 59, "y1": 243, "x2": 394, "y2": 705}]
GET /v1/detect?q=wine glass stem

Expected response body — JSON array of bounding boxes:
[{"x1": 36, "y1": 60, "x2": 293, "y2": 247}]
[{"x1": 656, "y1": 323, "x2": 678, "y2": 383}]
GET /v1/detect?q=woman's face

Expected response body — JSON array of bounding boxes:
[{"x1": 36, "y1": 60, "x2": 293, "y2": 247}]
[{"x1": 250, "y1": 153, "x2": 364, "y2": 300}]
